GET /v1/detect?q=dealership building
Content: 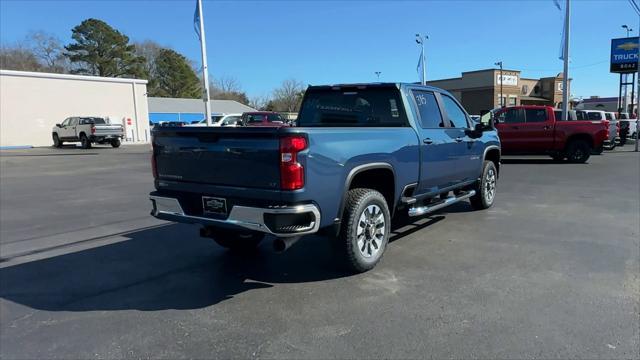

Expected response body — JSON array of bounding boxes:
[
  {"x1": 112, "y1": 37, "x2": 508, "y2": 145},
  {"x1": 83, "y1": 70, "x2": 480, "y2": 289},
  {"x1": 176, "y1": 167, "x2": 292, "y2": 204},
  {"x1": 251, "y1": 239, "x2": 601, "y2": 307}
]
[
  {"x1": 426, "y1": 68, "x2": 572, "y2": 115},
  {"x1": 0, "y1": 70, "x2": 150, "y2": 147}
]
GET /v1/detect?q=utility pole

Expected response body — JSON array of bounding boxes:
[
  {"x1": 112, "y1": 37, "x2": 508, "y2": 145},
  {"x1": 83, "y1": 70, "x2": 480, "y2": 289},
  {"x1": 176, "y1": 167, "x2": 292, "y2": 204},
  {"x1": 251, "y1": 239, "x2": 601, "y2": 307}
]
[
  {"x1": 636, "y1": 13, "x2": 640, "y2": 152},
  {"x1": 196, "y1": 0, "x2": 213, "y2": 126},
  {"x1": 561, "y1": 0, "x2": 570, "y2": 124},
  {"x1": 375, "y1": 71, "x2": 381, "y2": 81},
  {"x1": 415, "y1": 34, "x2": 428, "y2": 85},
  {"x1": 495, "y1": 61, "x2": 503, "y2": 107}
]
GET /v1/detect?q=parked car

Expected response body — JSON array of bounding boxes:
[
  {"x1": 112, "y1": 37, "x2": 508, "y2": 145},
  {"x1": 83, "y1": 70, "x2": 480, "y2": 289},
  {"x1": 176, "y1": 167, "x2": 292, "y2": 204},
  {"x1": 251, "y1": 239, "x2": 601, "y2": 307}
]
[
  {"x1": 159, "y1": 121, "x2": 188, "y2": 127},
  {"x1": 585, "y1": 110, "x2": 618, "y2": 149},
  {"x1": 149, "y1": 83, "x2": 501, "y2": 272},
  {"x1": 52, "y1": 116, "x2": 124, "y2": 149},
  {"x1": 618, "y1": 115, "x2": 638, "y2": 145},
  {"x1": 188, "y1": 114, "x2": 243, "y2": 127},
  {"x1": 492, "y1": 106, "x2": 608, "y2": 162},
  {"x1": 241, "y1": 112, "x2": 288, "y2": 127}
]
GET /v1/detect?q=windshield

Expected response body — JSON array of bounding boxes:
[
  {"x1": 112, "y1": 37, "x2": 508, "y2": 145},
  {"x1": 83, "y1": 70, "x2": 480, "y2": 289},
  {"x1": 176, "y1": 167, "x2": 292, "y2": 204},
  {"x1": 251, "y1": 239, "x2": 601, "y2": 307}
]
[
  {"x1": 297, "y1": 87, "x2": 408, "y2": 127},
  {"x1": 587, "y1": 112, "x2": 603, "y2": 120}
]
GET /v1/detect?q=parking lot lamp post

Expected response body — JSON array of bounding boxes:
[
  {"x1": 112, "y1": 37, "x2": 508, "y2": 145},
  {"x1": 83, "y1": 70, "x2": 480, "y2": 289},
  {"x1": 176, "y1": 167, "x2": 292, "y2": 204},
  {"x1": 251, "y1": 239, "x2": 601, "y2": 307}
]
[
  {"x1": 415, "y1": 34, "x2": 428, "y2": 85},
  {"x1": 630, "y1": 0, "x2": 640, "y2": 151},
  {"x1": 375, "y1": 71, "x2": 381, "y2": 81},
  {"x1": 495, "y1": 61, "x2": 503, "y2": 107},
  {"x1": 623, "y1": 24, "x2": 633, "y2": 38}
]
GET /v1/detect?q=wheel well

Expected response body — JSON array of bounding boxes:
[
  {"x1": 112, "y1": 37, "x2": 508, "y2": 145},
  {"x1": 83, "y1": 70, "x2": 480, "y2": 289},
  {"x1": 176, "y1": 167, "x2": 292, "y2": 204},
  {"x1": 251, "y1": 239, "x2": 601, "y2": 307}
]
[
  {"x1": 79, "y1": 132, "x2": 87, "y2": 138},
  {"x1": 566, "y1": 134, "x2": 593, "y2": 149},
  {"x1": 485, "y1": 148, "x2": 500, "y2": 175},
  {"x1": 348, "y1": 168, "x2": 395, "y2": 210}
]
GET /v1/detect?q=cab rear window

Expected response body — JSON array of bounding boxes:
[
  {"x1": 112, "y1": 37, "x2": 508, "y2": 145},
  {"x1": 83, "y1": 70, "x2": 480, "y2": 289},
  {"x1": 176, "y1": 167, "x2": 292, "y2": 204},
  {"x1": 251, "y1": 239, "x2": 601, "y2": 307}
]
[{"x1": 298, "y1": 87, "x2": 408, "y2": 127}]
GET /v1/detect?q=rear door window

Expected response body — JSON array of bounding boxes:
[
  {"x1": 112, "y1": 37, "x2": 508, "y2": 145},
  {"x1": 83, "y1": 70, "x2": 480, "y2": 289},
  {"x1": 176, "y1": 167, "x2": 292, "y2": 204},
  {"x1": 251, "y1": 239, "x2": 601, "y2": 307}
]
[
  {"x1": 412, "y1": 90, "x2": 444, "y2": 128},
  {"x1": 70, "y1": 118, "x2": 78, "y2": 126},
  {"x1": 440, "y1": 95, "x2": 469, "y2": 128},
  {"x1": 524, "y1": 109, "x2": 547, "y2": 122},
  {"x1": 605, "y1": 113, "x2": 612, "y2": 120}
]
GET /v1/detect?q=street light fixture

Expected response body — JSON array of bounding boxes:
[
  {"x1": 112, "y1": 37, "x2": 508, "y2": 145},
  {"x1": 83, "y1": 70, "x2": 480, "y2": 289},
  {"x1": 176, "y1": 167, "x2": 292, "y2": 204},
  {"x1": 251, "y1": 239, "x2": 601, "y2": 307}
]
[
  {"x1": 375, "y1": 71, "x2": 381, "y2": 81},
  {"x1": 623, "y1": 24, "x2": 634, "y2": 37},
  {"x1": 415, "y1": 33, "x2": 428, "y2": 85},
  {"x1": 495, "y1": 61, "x2": 504, "y2": 107}
]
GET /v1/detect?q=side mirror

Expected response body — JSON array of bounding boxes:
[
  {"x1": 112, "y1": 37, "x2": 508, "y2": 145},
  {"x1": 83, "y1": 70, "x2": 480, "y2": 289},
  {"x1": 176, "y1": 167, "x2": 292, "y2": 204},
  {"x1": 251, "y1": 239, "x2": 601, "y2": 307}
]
[
  {"x1": 465, "y1": 123, "x2": 484, "y2": 139},
  {"x1": 56, "y1": 123, "x2": 62, "y2": 128}
]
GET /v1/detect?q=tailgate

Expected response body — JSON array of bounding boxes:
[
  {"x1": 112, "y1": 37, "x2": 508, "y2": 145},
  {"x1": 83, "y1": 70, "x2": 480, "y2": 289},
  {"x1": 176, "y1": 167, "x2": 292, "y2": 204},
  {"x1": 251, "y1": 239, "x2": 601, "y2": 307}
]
[
  {"x1": 94, "y1": 125, "x2": 123, "y2": 136},
  {"x1": 153, "y1": 127, "x2": 281, "y2": 189}
]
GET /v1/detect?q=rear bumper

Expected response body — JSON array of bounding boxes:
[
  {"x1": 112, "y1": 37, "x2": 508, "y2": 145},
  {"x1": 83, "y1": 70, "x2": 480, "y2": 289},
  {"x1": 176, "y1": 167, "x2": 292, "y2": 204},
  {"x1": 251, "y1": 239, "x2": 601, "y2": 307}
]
[
  {"x1": 91, "y1": 134, "x2": 123, "y2": 141},
  {"x1": 149, "y1": 195, "x2": 320, "y2": 237}
]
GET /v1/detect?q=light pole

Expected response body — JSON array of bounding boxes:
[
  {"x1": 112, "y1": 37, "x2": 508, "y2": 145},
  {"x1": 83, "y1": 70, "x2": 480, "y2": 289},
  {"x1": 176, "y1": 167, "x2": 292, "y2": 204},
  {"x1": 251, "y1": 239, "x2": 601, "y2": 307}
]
[
  {"x1": 495, "y1": 61, "x2": 503, "y2": 107},
  {"x1": 628, "y1": 0, "x2": 640, "y2": 151},
  {"x1": 375, "y1": 71, "x2": 381, "y2": 81},
  {"x1": 415, "y1": 34, "x2": 428, "y2": 85},
  {"x1": 623, "y1": 24, "x2": 633, "y2": 37}
]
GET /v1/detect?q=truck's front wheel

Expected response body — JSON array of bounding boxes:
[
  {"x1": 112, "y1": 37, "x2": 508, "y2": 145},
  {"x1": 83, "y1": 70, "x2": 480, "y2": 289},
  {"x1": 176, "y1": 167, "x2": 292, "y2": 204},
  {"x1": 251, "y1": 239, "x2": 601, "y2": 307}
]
[
  {"x1": 335, "y1": 188, "x2": 390, "y2": 273},
  {"x1": 211, "y1": 228, "x2": 264, "y2": 252},
  {"x1": 470, "y1": 160, "x2": 497, "y2": 210}
]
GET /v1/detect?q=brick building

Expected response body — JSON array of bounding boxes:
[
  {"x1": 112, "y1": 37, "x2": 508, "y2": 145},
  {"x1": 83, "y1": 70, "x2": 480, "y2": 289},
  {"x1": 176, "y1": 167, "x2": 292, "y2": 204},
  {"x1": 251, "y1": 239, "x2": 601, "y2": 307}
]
[{"x1": 426, "y1": 69, "x2": 571, "y2": 115}]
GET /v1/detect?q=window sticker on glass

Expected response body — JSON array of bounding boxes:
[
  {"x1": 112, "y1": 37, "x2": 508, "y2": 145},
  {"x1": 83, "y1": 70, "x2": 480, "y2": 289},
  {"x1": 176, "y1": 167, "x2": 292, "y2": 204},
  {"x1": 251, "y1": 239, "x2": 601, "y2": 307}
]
[{"x1": 390, "y1": 99, "x2": 399, "y2": 117}]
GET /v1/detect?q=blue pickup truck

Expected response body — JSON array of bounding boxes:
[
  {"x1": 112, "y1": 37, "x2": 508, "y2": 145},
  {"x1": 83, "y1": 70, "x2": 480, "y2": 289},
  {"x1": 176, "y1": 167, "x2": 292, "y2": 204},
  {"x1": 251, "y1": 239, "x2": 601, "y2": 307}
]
[{"x1": 150, "y1": 83, "x2": 501, "y2": 272}]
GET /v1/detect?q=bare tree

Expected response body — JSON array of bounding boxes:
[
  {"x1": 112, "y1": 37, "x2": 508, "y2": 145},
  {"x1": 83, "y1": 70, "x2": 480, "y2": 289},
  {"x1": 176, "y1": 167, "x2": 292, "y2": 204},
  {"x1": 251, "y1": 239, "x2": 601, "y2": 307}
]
[
  {"x1": 210, "y1": 76, "x2": 250, "y2": 104},
  {"x1": 249, "y1": 95, "x2": 271, "y2": 110},
  {"x1": 27, "y1": 31, "x2": 66, "y2": 72},
  {"x1": 0, "y1": 43, "x2": 43, "y2": 71},
  {"x1": 271, "y1": 79, "x2": 306, "y2": 112}
]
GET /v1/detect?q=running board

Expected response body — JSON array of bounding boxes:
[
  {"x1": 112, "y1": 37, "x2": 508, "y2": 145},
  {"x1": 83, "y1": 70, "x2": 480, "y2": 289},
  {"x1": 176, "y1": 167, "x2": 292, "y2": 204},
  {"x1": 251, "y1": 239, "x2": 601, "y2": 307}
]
[{"x1": 407, "y1": 190, "x2": 476, "y2": 217}]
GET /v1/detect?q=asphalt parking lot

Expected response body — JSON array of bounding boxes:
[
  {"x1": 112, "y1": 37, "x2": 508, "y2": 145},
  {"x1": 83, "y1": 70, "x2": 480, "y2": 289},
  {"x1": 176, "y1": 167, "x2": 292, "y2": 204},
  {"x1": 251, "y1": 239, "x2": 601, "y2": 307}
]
[{"x1": 0, "y1": 144, "x2": 638, "y2": 359}]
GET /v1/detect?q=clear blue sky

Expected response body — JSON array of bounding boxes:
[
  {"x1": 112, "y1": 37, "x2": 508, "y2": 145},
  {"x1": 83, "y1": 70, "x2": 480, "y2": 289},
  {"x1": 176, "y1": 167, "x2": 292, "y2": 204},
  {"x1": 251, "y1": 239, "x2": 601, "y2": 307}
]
[{"x1": 0, "y1": 0, "x2": 636, "y2": 99}]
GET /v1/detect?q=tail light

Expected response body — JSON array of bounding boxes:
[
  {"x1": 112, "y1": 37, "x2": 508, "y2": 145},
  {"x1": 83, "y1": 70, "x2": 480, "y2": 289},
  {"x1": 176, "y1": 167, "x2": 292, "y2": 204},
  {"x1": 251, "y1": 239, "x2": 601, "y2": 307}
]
[
  {"x1": 280, "y1": 135, "x2": 307, "y2": 190},
  {"x1": 91, "y1": 125, "x2": 96, "y2": 134},
  {"x1": 151, "y1": 153, "x2": 158, "y2": 179},
  {"x1": 616, "y1": 121, "x2": 621, "y2": 135}
]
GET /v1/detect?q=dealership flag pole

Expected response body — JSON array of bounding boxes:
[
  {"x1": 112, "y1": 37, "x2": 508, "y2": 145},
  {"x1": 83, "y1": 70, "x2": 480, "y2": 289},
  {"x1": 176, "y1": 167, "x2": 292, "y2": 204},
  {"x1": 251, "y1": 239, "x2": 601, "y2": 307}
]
[
  {"x1": 194, "y1": 0, "x2": 213, "y2": 126},
  {"x1": 560, "y1": 0, "x2": 570, "y2": 123}
]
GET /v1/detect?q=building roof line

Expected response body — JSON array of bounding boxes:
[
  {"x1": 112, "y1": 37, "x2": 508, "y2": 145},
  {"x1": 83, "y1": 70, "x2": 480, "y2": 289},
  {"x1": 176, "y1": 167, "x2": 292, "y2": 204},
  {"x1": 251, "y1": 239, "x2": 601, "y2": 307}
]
[{"x1": 0, "y1": 69, "x2": 148, "y2": 85}]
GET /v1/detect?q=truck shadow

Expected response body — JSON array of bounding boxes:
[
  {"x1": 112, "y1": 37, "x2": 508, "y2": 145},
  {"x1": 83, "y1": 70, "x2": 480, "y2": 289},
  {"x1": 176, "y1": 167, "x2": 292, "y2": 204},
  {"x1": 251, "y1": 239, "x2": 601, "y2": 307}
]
[
  {"x1": 0, "y1": 209, "x2": 457, "y2": 312},
  {"x1": 501, "y1": 158, "x2": 578, "y2": 165}
]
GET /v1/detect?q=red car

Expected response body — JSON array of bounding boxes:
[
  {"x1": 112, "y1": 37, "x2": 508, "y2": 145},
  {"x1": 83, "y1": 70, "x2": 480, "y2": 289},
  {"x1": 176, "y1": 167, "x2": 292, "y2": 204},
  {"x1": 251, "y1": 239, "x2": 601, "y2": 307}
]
[
  {"x1": 241, "y1": 112, "x2": 288, "y2": 127},
  {"x1": 493, "y1": 105, "x2": 608, "y2": 163}
]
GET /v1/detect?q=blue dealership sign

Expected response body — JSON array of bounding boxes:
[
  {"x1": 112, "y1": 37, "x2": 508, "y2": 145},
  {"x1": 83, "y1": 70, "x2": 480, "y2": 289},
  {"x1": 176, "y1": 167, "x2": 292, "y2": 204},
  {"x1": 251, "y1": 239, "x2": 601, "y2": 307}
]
[{"x1": 611, "y1": 37, "x2": 639, "y2": 73}]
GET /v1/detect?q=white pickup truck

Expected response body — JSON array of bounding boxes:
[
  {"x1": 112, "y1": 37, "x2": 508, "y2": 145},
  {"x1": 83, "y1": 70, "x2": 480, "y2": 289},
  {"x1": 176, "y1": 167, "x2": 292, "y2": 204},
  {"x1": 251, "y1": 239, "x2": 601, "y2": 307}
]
[{"x1": 52, "y1": 117, "x2": 124, "y2": 149}]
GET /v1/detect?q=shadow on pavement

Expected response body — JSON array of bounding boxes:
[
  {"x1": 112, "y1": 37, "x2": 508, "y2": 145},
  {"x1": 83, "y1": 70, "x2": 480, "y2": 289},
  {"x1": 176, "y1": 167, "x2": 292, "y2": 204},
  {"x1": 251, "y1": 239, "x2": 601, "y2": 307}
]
[
  {"x1": 0, "y1": 204, "x2": 464, "y2": 312},
  {"x1": 501, "y1": 158, "x2": 572, "y2": 165}
]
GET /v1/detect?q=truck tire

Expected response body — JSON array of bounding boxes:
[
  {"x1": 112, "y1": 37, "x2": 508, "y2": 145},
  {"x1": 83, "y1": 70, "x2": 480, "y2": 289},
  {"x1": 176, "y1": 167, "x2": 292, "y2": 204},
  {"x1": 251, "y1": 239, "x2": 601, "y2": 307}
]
[
  {"x1": 212, "y1": 229, "x2": 264, "y2": 252},
  {"x1": 470, "y1": 160, "x2": 497, "y2": 210},
  {"x1": 111, "y1": 139, "x2": 121, "y2": 148},
  {"x1": 566, "y1": 140, "x2": 590, "y2": 163},
  {"x1": 335, "y1": 188, "x2": 390, "y2": 273},
  {"x1": 52, "y1": 133, "x2": 62, "y2": 148},
  {"x1": 592, "y1": 146, "x2": 604, "y2": 155},
  {"x1": 80, "y1": 134, "x2": 92, "y2": 149},
  {"x1": 550, "y1": 153, "x2": 565, "y2": 162}
]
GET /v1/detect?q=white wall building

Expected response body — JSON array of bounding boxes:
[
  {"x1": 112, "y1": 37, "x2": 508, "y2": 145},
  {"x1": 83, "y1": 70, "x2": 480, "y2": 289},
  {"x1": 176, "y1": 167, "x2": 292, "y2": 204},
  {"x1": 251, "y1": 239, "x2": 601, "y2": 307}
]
[{"x1": 0, "y1": 70, "x2": 150, "y2": 147}]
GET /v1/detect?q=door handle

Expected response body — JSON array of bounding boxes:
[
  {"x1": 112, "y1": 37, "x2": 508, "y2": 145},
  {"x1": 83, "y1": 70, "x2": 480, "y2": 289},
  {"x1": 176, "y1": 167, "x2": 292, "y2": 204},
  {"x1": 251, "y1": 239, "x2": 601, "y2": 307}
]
[
  {"x1": 423, "y1": 138, "x2": 433, "y2": 145},
  {"x1": 455, "y1": 137, "x2": 463, "y2": 143},
  {"x1": 543, "y1": 125, "x2": 551, "y2": 130}
]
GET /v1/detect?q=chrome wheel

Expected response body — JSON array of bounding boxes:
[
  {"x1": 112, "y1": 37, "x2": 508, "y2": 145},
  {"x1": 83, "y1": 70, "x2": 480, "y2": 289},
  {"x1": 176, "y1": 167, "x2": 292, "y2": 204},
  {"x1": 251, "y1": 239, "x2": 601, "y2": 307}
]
[
  {"x1": 356, "y1": 204, "x2": 385, "y2": 258},
  {"x1": 484, "y1": 168, "x2": 496, "y2": 204}
]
